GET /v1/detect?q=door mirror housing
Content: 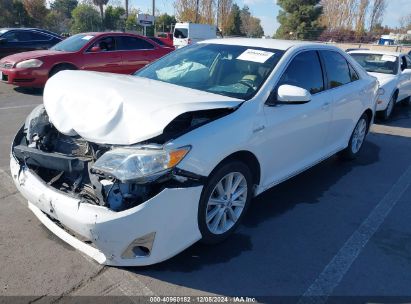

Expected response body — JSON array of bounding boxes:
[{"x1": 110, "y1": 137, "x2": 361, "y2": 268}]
[
  {"x1": 267, "y1": 84, "x2": 311, "y2": 106},
  {"x1": 89, "y1": 46, "x2": 101, "y2": 53},
  {"x1": 0, "y1": 38, "x2": 7, "y2": 45}
]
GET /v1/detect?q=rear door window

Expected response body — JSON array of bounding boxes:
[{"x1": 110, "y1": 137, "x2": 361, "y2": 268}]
[
  {"x1": 321, "y1": 51, "x2": 352, "y2": 89},
  {"x1": 116, "y1": 36, "x2": 154, "y2": 50},
  {"x1": 277, "y1": 50, "x2": 324, "y2": 94}
]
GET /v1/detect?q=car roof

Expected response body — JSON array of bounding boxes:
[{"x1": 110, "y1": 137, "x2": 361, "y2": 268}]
[
  {"x1": 199, "y1": 38, "x2": 323, "y2": 51},
  {"x1": 80, "y1": 32, "x2": 147, "y2": 38},
  {"x1": 348, "y1": 50, "x2": 402, "y2": 56},
  {"x1": 0, "y1": 27, "x2": 61, "y2": 38}
]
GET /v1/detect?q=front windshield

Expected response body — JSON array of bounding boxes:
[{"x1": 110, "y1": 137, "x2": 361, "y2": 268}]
[
  {"x1": 0, "y1": 29, "x2": 8, "y2": 36},
  {"x1": 350, "y1": 53, "x2": 398, "y2": 75},
  {"x1": 50, "y1": 34, "x2": 95, "y2": 52},
  {"x1": 134, "y1": 43, "x2": 284, "y2": 100}
]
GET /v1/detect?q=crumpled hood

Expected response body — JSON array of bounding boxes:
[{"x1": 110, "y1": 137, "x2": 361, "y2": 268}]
[
  {"x1": 369, "y1": 72, "x2": 396, "y2": 87},
  {"x1": 43, "y1": 70, "x2": 242, "y2": 145}
]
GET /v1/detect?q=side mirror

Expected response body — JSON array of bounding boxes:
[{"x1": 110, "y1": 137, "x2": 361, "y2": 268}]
[
  {"x1": 0, "y1": 38, "x2": 7, "y2": 45},
  {"x1": 267, "y1": 84, "x2": 311, "y2": 106},
  {"x1": 89, "y1": 46, "x2": 101, "y2": 53}
]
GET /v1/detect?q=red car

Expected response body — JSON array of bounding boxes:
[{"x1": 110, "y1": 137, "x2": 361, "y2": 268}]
[{"x1": 0, "y1": 32, "x2": 173, "y2": 88}]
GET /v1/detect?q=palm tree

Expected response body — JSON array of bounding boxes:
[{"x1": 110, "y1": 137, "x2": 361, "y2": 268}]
[{"x1": 92, "y1": 0, "x2": 109, "y2": 25}]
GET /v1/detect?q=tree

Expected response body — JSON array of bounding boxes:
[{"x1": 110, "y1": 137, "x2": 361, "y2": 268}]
[
  {"x1": 104, "y1": 5, "x2": 125, "y2": 30},
  {"x1": 174, "y1": 0, "x2": 197, "y2": 22},
  {"x1": 369, "y1": 0, "x2": 386, "y2": 32},
  {"x1": 321, "y1": 0, "x2": 357, "y2": 31},
  {"x1": 125, "y1": 9, "x2": 143, "y2": 32},
  {"x1": 217, "y1": 0, "x2": 232, "y2": 35},
  {"x1": 354, "y1": 0, "x2": 369, "y2": 36},
  {"x1": 0, "y1": 0, "x2": 33, "y2": 27},
  {"x1": 174, "y1": 0, "x2": 216, "y2": 24},
  {"x1": 92, "y1": 0, "x2": 109, "y2": 24},
  {"x1": 156, "y1": 13, "x2": 177, "y2": 33},
  {"x1": 23, "y1": 0, "x2": 48, "y2": 26},
  {"x1": 239, "y1": 6, "x2": 263, "y2": 37},
  {"x1": 399, "y1": 13, "x2": 411, "y2": 31},
  {"x1": 276, "y1": 0, "x2": 323, "y2": 40},
  {"x1": 45, "y1": 10, "x2": 70, "y2": 33},
  {"x1": 225, "y1": 3, "x2": 242, "y2": 36},
  {"x1": 71, "y1": 4, "x2": 101, "y2": 33},
  {"x1": 50, "y1": 0, "x2": 78, "y2": 19}
]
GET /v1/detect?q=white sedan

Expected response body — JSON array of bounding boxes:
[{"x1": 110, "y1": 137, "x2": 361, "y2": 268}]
[
  {"x1": 11, "y1": 39, "x2": 378, "y2": 266},
  {"x1": 349, "y1": 50, "x2": 411, "y2": 120}
]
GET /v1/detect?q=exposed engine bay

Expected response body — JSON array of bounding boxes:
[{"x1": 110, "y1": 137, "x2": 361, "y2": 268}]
[{"x1": 12, "y1": 105, "x2": 233, "y2": 211}]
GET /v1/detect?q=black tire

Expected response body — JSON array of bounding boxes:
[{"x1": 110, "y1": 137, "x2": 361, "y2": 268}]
[
  {"x1": 401, "y1": 96, "x2": 410, "y2": 107},
  {"x1": 49, "y1": 64, "x2": 75, "y2": 78},
  {"x1": 198, "y1": 160, "x2": 253, "y2": 244},
  {"x1": 339, "y1": 113, "x2": 370, "y2": 160},
  {"x1": 379, "y1": 94, "x2": 396, "y2": 121}
]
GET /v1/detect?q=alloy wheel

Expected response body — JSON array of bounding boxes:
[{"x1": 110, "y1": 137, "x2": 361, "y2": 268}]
[{"x1": 205, "y1": 172, "x2": 248, "y2": 235}]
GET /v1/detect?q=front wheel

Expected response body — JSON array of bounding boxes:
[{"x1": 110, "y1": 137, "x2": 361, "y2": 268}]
[
  {"x1": 198, "y1": 161, "x2": 253, "y2": 244},
  {"x1": 339, "y1": 113, "x2": 369, "y2": 160}
]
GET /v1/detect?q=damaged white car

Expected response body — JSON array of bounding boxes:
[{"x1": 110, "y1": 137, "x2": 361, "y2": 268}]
[{"x1": 11, "y1": 39, "x2": 378, "y2": 266}]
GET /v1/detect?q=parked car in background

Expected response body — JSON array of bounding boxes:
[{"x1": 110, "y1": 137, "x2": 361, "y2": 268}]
[
  {"x1": 0, "y1": 32, "x2": 173, "y2": 88},
  {"x1": 0, "y1": 28, "x2": 62, "y2": 59},
  {"x1": 154, "y1": 32, "x2": 174, "y2": 47},
  {"x1": 147, "y1": 37, "x2": 174, "y2": 50},
  {"x1": 173, "y1": 23, "x2": 217, "y2": 48},
  {"x1": 10, "y1": 39, "x2": 378, "y2": 266},
  {"x1": 349, "y1": 50, "x2": 411, "y2": 120}
]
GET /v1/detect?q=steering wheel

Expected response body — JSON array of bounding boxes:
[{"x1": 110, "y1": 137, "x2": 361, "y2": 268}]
[{"x1": 239, "y1": 79, "x2": 254, "y2": 90}]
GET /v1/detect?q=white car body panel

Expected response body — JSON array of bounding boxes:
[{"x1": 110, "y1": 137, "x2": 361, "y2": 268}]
[
  {"x1": 12, "y1": 39, "x2": 379, "y2": 265},
  {"x1": 349, "y1": 50, "x2": 411, "y2": 111}
]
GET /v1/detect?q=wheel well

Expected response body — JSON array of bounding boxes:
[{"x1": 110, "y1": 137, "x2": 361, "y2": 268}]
[
  {"x1": 49, "y1": 63, "x2": 77, "y2": 77},
  {"x1": 393, "y1": 89, "x2": 399, "y2": 100},
  {"x1": 215, "y1": 151, "x2": 261, "y2": 186},
  {"x1": 363, "y1": 108, "x2": 373, "y2": 132}
]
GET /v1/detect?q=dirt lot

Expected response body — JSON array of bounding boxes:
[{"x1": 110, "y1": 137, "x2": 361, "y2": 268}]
[{"x1": 1, "y1": 82, "x2": 411, "y2": 303}]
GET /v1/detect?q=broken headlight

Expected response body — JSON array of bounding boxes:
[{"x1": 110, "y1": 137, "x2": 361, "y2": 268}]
[{"x1": 92, "y1": 146, "x2": 190, "y2": 183}]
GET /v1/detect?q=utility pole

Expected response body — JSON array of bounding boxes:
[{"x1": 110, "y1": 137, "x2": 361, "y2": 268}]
[
  {"x1": 216, "y1": 0, "x2": 219, "y2": 30},
  {"x1": 195, "y1": 0, "x2": 199, "y2": 23},
  {"x1": 152, "y1": 0, "x2": 156, "y2": 35}
]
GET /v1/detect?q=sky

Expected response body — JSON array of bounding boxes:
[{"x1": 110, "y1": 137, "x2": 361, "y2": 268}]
[{"x1": 130, "y1": 0, "x2": 411, "y2": 36}]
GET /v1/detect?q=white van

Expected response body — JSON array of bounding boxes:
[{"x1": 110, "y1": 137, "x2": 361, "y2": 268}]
[{"x1": 173, "y1": 22, "x2": 217, "y2": 48}]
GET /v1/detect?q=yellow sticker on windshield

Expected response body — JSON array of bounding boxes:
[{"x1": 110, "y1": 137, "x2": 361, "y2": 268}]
[{"x1": 237, "y1": 49, "x2": 274, "y2": 63}]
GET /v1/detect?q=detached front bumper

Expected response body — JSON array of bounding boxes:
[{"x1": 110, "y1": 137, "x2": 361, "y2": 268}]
[
  {"x1": 10, "y1": 156, "x2": 203, "y2": 266},
  {"x1": 1, "y1": 67, "x2": 48, "y2": 87}
]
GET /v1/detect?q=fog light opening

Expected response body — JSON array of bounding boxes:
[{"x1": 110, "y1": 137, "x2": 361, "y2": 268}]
[
  {"x1": 132, "y1": 245, "x2": 150, "y2": 257},
  {"x1": 121, "y1": 232, "x2": 156, "y2": 259}
]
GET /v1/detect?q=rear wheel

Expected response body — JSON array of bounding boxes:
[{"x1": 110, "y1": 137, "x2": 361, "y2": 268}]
[
  {"x1": 198, "y1": 161, "x2": 253, "y2": 244},
  {"x1": 339, "y1": 113, "x2": 369, "y2": 160}
]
